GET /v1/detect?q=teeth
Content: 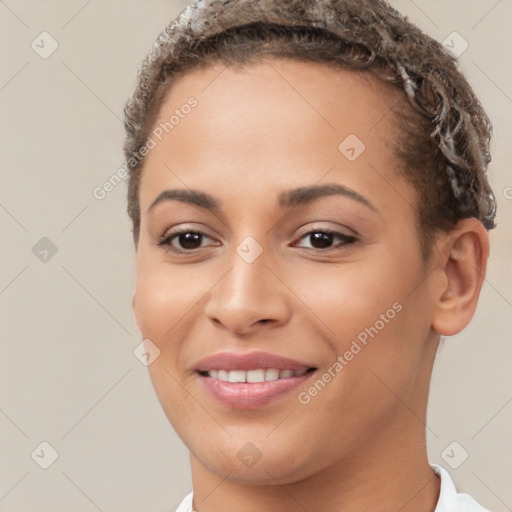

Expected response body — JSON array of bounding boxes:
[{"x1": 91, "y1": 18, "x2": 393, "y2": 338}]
[
  {"x1": 247, "y1": 369, "x2": 265, "y2": 383},
  {"x1": 207, "y1": 368, "x2": 308, "y2": 383},
  {"x1": 228, "y1": 370, "x2": 246, "y2": 383},
  {"x1": 265, "y1": 368, "x2": 280, "y2": 381}
]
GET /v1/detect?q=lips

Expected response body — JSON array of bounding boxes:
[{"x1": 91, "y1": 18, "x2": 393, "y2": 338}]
[
  {"x1": 195, "y1": 351, "x2": 315, "y2": 372},
  {"x1": 194, "y1": 351, "x2": 317, "y2": 409}
]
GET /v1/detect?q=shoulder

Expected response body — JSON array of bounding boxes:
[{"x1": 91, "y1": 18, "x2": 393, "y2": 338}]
[
  {"x1": 173, "y1": 491, "x2": 194, "y2": 512},
  {"x1": 432, "y1": 464, "x2": 491, "y2": 512}
]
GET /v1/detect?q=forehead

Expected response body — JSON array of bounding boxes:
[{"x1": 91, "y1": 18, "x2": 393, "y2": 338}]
[
  {"x1": 139, "y1": 58, "x2": 413, "y2": 215},
  {"x1": 153, "y1": 57, "x2": 403, "y2": 144}
]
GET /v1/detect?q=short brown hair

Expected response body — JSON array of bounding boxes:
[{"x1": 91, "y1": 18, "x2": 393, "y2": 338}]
[{"x1": 123, "y1": 0, "x2": 497, "y2": 255}]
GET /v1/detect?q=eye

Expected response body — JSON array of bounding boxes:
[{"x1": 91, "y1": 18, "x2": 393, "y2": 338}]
[
  {"x1": 157, "y1": 227, "x2": 356, "y2": 254},
  {"x1": 157, "y1": 229, "x2": 217, "y2": 252},
  {"x1": 293, "y1": 229, "x2": 357, "y2": 251}
]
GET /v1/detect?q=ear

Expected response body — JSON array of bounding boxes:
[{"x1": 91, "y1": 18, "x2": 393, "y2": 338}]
[{"x1": 431, "y1": 218, "x2": 490, "y2": 336}]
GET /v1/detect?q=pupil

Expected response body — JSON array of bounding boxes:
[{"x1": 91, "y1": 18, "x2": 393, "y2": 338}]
[
  {"x1": 311, "y1": 232, "x2": 333, "y2": 249},
  {"x1": 180, "y1": 232, "x2": 201, "y2": 249}
]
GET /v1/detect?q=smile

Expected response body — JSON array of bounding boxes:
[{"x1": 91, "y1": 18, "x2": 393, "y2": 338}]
[
  {"x1": 194, "y1": 351, "x2": 317, "y2": 409},
  {"x1": 204, "y1": 368, "x2": 310, "y2": 383}
]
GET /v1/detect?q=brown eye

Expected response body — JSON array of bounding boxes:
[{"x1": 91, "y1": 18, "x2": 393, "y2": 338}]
[
  {"x1": 294, "y1": 230, "x2": 356, "y2": 251},
  {"x1": 158, "y1": 230, "x2": 214, "y2": 252},
  {"x1": 175, "y1": 232, "x2": 204, "y2": 250},
  {"x1": 309, "y1": 232, "x2": 334, "y2": 249}
]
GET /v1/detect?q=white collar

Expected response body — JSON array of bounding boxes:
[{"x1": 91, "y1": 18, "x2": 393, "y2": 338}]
[{"x1": 431, "y1": 464, "x2": 489, "y2": 512}]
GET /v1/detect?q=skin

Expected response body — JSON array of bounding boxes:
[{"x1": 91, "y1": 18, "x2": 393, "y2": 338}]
[{"x1": 131, "y1": 58, "x2": 489, "y2": 512}]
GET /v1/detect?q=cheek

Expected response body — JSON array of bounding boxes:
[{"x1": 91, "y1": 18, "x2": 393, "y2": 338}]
[
  {"x1": 133, "y1": 261, "x2": 206, "y2": 432},
  {"x1": 289, "y1": 258, "x2": 409, "y2": 346},
  {"x1": 288, "y1": 252, "x2": 430, "y2": 392},
  {"x1": 134, "y1": 258, "x2": 207, "y2": 342}
]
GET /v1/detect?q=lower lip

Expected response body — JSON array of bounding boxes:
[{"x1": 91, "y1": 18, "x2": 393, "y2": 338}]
[{"x1": 197, "y1": 372, "x2": 314, "y2": 409}]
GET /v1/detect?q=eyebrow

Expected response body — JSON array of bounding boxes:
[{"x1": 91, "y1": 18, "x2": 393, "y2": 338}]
[
  {"x1": 278, "y1": 183, "x2": 377, "y2": 211},
  {"x1": 147, "y1": 183, "x2": 377, "y2": 213}
]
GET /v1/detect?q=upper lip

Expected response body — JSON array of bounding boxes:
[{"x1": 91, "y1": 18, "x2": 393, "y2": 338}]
[{"x1": 194, "y1": 351, "x2": 316, "y2": 372}]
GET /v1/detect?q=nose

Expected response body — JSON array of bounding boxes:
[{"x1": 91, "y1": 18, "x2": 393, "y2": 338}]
[{"x1": 204, "y1": 244, "x2": 291, "y2": 336}]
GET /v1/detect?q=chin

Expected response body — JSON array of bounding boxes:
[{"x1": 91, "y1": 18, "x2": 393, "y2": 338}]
[{"x1": 189, "y1": 435, "x2": 322, "y2": 485}]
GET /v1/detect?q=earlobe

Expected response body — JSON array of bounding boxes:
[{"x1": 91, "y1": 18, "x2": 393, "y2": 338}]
[{"x1": 431, "y1": 219, "x2": 489, "y2": 337}]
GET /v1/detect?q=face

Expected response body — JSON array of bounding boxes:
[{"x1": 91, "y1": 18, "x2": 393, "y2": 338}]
[{"x1": 132, "y1": 58, "x2": 440, "y2": 484}]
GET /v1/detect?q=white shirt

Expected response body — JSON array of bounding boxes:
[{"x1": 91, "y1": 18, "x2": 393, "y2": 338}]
[{"x1": 174, "y1": 464, "x2": 489, "y2": 512}]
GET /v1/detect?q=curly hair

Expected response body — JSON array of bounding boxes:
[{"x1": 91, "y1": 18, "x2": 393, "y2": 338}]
[{"x1": 123, "y1": 0, "x2": 497, "y2": 256}]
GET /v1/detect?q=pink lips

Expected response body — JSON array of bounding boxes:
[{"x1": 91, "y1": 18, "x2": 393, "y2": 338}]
[
  {"x1": 195, "y1": 351, "x2": 314, "y2": 372},
  {"x1": 194, "y1": 351, "x2": 316, "y2": 409}
]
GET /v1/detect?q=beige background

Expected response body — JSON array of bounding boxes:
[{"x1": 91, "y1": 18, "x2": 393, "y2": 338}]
[{"x1": 0, "y1": 1, "x2": 511, "y2": 511}]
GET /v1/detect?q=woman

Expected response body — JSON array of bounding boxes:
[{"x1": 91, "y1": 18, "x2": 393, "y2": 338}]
[{"x1": 123, "y1": 0, "x2": 496, "y2": 510}]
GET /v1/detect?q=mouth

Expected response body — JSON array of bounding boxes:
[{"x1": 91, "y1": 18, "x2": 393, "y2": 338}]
[
  {"x1": 194, "y1": 351, "x2": 317, "y2": 409},
  {"x1": 199, "y1": 368, "x2": 314, "y2": 382}
]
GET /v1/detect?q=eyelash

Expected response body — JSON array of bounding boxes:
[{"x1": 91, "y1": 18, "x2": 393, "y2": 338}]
[{"x1": 157, "y1": 228, "x2": 357, "y2": 254}]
